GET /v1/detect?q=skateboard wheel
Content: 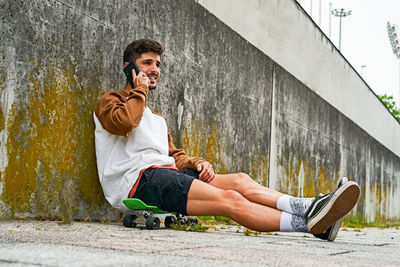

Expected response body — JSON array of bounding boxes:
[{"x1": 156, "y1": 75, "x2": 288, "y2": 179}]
[
  {"x1": 188, "y1": 217, "x2": 198, "y2": 226},
  {"x1": 145, "y1": 216, "x2": 160, "y2": 230},
  {"x1": 123, "y1": 214, "x2": 137, "y2": 228},
  {"x1": 164, "y1": 215, "x2": 176, "y2": 228}
]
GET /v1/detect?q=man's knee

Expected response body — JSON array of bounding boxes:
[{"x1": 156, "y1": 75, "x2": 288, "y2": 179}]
[
  {"x1": 230, "y1": 172, "x2": 253, "y2": 191},
  {"x1": 220, "y1": 189, "x2": 247, "y2": 215},
  {"x1": 221, "y1": 189, "x2": 243, "y2": 201}
]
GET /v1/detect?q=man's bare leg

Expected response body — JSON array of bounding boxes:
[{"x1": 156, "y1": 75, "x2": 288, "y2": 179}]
[
  {"x1": 186, "y1": 179, "x2": 282, "y2": 232},
  {"x1": 199, "y1": 173, "x2": 360, "y2": 235},
  {"x1": 208, "y1": 173, "x2": 284, "y2": 208}
]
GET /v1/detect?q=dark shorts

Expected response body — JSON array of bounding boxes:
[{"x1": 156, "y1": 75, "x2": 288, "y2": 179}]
[{"x1": 132, "y1": 168, "x2": 200, "y2": 215}]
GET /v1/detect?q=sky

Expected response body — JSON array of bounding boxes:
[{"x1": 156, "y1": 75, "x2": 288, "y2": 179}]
[{"x1": 297, "y1": 0, "x2": 400, "y2": 105}]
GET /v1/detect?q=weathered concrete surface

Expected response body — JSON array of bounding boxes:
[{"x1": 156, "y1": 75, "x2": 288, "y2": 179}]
[
  {"x1": 0, "y1": 0, "x2": 399, "y2": 223},
  {"x1": 269, "y1": 66, "x2": 400, "y2": 221},
  {"x1": 1, "y1": 220, "x2": 400, "y2": 266},
  {"x1": 0, "y1": 0, "x2": 123, "y2": 221},
  {"x1": 0, "y1": 0, "x2": 273, "y2": 221},
  {"x1": 198, "y1": 0, "x2": 400, "y2": 158}
]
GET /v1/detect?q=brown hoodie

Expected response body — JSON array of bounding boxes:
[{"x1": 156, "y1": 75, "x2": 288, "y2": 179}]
[{"x1": 95, "y1": 85, "x2": 204, "y2": 171}]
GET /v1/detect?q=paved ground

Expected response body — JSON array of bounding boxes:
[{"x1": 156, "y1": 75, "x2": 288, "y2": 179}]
[{"x1": 0, "y1": 220, "x2": 399, "y2": 266}]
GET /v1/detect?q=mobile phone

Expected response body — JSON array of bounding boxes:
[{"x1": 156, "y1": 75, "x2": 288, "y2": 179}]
[{"x1": 123, "y1": 61, "x2": 140, "y2": 88}]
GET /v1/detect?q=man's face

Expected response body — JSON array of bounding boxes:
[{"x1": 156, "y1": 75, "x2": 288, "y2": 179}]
[{"x1": 135, "y1": 51, "x2": 161, "y2": 89}]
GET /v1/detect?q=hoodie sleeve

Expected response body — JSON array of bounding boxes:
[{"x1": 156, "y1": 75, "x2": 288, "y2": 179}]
[{"x1": 95, "y1": 85, "x2": 148, "y2": 137}]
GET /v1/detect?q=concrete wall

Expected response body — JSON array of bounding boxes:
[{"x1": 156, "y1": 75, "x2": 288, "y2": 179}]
[
  {"x1": 269, "y1": 66, "x2": 400, "y2": 221},
  {"x1": 198, "y1": 0, "x2": 400, "y2": 159},
  {"x1": 0, "y1": 0, "x2": 273, "y2": 221},
  {"x1": 197, "y1": 0, "x2": 400, "y2": 222},
  {"x1": 0, "y1": 0, "x2": 399, "y2": 223}
]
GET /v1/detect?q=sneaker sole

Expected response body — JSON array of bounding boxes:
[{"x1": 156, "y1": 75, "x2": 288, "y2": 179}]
[
  {"x1": 308, "y1": 181, "x2": 360, "y2": 234},
  {"x1": 327, "y1": 177, "x2": 349, "y2": 241}
]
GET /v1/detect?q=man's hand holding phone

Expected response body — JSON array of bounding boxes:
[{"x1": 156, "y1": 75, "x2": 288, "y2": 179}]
[
  {"x1": 123, "y1": 61, "x2": 149, "y2": 90},
  {"x1": 133, "y1": 70, "x2": 150, "y2": 89}
]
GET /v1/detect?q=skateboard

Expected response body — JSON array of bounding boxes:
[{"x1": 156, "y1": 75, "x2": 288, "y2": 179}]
[{"x1": 122, "y1": 198, "x2": 198, "y2": 230}]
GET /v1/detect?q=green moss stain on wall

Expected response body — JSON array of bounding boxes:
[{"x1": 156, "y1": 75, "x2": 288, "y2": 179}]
[
  {"x1": 248, "y1": 154, "x2": 269, "y2": 186},
  {"x1": 205, "y1": 124, "x2": 227, "y2": 174},
  {"x1": 317, "y1": 164, "x2": 331, "y2": 194},
  {"x1": 301, "y1": 161, "x2": 316, "y2": 198},
  {"x1": 182, "y1": 122, "x2": 227, "y2": 174},
  {"x1": 364, "y1": 181, "x2": 400, "y2": 222},
  {"x1": 182, "y1": 124, "x2": 202, "y2": 159},
  {"x1": 365, "y1": 181, "x2": 399, "y2": 222},
  {"x1": 182, "y1": 122, "x2": 270, "y2": 185},
  {"x1": 279, "y1": 157, "x2": 333, "y2": 197},
  {"x1": 1, "y1": 59, "x2": 105, "y2": 221}
]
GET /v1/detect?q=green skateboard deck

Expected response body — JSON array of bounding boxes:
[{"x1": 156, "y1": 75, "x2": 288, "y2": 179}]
[{"x1": 122, "y1": 198, "x2": 167, "y2": 214}]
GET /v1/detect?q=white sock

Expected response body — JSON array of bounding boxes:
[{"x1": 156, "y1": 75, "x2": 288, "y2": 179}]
[
  {"x1": 279, "y1": 211, "x2": 308, "y2": 232},
  {"x1": 277, "y1": 194, "x2": 314, "y2": 217}
]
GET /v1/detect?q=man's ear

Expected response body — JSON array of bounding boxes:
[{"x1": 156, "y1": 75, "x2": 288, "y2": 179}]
[{"x1": 123, "y1": 62, "x2": 129, "y2": 68}]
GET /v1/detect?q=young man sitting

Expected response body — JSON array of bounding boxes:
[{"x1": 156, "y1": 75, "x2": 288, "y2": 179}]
[{"x1": 94, "y1": 38, "x2": 360, "y2": 241}]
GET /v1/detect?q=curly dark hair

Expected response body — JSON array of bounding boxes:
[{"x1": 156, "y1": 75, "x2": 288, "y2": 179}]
[{"x1": 123, "y1": 38, "x2": 165, "y2": 63}]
